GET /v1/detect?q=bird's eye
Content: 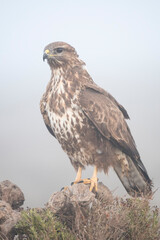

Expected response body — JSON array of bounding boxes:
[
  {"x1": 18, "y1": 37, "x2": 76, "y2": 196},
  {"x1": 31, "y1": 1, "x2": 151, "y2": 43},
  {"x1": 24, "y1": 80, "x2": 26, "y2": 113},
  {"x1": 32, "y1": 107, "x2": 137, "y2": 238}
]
[{"x1": 56, "y1": 48, "x2": 63, "y2": 53}]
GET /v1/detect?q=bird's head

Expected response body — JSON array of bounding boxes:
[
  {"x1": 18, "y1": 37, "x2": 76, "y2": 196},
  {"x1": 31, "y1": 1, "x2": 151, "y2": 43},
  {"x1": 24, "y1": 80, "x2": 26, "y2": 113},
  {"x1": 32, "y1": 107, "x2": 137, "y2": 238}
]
[{"x1": 43, "y1": 41, "x2": 81, "y2": 68}]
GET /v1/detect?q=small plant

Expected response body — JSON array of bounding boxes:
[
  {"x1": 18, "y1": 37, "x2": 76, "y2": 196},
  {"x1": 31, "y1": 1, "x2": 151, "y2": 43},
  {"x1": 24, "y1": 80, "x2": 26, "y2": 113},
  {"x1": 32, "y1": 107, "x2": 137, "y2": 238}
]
[
  {"x1": 57, "y1": 195, "x2": 160, "y2": 240},
  {"x1": 123, "y1": 198, "x2": 160, "y2": 240},
  {"x1": 15, "y1": 208, "x2": 76, "y2": 240},
  {"x1": 14, "y1": 197, "x2": 160, "y2": 240}
]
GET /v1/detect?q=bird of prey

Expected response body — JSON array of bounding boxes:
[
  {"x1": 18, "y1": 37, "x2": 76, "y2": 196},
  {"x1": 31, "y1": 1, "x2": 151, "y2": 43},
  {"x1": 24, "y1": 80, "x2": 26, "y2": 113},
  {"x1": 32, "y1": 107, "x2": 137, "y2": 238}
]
[{"x1": 40, "y1": 41, "x2": 152, "y2": 197}]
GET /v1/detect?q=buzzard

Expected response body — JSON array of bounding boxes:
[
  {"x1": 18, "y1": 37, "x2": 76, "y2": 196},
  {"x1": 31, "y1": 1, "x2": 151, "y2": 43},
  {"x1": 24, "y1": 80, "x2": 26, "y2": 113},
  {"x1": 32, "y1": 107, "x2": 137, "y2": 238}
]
[{"x1": 40, "y1": 41, "x2": 152, "y2": 196}]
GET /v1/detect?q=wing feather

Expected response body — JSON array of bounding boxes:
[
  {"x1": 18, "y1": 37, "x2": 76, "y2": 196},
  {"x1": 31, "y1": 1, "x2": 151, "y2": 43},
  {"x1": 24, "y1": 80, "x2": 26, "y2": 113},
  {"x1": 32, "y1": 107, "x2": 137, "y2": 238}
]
[
  {"x1": 83, "y1": 83, "x2": 130, "y2": 119},
  {"x1": 79, "y1": 84, "x2": 149, "y2": 179},
  {"x1": 40, "y1": 96, "x2": 56, "y2": 138}
]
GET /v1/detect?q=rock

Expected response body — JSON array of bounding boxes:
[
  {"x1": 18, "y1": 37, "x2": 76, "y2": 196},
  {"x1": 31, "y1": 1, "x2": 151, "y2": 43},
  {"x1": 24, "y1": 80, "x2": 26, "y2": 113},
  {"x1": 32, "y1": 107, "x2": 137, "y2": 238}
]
[
  {"x1": 0, "y1": 180, "x2": 24, "y2": 210},
  {"x1": 48, "y1": 182, "x2": 113, "y2": 211},
  {"x1": 48, "y1": 182, "x2": 113, "y2": 239},
  {"x1": 0, "y1": 200, "x2": 21, "y2": 237},
  {"x1": 48, "y1": 183, "x2": 95, "y2": 211},
  {"x1": 0, "y1": 180, "x2": 25, "y2": 239}
]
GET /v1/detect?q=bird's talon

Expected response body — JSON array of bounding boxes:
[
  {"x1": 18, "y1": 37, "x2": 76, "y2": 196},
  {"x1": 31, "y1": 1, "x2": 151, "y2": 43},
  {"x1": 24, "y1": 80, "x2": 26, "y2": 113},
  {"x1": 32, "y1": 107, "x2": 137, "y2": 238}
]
[
  {"x1": 71, "y1": 167, "x2": 98, "y2": 191},
  {"x1": 78, "y1": 180, "x2": 83, "y2": 183},
  {"x1": 61, "y1": 186, "x2": 69, "y2": 191},
  {"x1": 89, "y1": 177, "x2": 98, "y2": 192}
]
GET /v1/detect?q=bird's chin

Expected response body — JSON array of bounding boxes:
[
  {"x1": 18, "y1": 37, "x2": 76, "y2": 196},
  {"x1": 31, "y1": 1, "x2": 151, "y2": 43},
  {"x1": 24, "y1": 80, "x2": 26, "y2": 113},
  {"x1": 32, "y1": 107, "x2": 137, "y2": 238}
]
[
  {"x1": 49, "y1": 57, "x2": 64, "y2": 68},
  {"x1": 47, "y1": 58, "x2": 55, "y2": 66}
]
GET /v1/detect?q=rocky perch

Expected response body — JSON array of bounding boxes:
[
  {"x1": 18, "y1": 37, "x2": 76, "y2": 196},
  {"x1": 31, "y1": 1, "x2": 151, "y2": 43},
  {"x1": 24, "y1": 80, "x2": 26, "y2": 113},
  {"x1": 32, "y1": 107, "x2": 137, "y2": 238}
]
[
  {"x1": 0, "y1": 180, "x2": 112, "y2": 239},
  {"x1": 0, "y1": 180, "x2": 24, "y2": 239},
  {"x1": 0, "y1": 180, "x2": 159, "y2": 240}
]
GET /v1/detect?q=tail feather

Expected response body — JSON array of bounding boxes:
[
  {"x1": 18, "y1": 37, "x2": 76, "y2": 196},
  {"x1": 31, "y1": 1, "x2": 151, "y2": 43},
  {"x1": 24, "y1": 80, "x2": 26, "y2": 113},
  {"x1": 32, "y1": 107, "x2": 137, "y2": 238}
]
[{"x1": 114, "y1": 156, "x2": 152, "y2": 197}]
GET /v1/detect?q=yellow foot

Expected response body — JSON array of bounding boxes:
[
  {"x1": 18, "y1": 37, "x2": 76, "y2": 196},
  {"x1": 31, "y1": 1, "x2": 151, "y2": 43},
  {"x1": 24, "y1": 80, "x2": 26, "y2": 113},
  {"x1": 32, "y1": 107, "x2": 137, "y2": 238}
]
[
  {"x1": 89, "y1": 177, "x2": 98, "y2": 192},
  {"x1": 71, "y1": 177, "x2": 98, "y2": 192},
  {"x1": 89, "y1": 166, "x2": 98, "y2": 192},
  {"x1": 72, "y1": 166, "x2": 98, "y2": 192},
  {"x1": 71, "y1": 179, "x2": 83, "y2": 185}
]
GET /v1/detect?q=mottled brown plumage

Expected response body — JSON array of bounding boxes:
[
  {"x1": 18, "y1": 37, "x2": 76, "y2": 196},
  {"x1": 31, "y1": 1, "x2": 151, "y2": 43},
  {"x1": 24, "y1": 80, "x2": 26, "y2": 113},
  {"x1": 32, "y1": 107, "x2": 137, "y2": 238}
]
[{"x1": 40, "y1": 41, "x2": 152, "y2": 196}]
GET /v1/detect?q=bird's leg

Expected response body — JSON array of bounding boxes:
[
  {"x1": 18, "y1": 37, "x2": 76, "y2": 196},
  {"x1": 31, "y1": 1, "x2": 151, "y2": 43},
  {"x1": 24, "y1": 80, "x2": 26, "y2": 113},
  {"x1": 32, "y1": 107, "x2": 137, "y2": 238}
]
[
  {"x1": 80, "y1": 166, "x2": 98, "y2": 192},
  {"x1": 72, "y1": 166, "x2": 98, "y2": 192},
  {"x1": 73, "y1": 167, "x2": 82, "y2": 183},
  {"x1": 89, "y1": 166, "x2": 98, "y2": 192}
]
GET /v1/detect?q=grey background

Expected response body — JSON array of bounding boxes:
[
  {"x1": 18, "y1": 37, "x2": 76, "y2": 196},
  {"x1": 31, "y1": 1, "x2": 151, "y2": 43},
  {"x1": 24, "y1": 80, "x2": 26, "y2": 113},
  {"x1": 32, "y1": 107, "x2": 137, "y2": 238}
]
[{"x1": 1, "y1": 0, "x2": 160, "y2": 207}]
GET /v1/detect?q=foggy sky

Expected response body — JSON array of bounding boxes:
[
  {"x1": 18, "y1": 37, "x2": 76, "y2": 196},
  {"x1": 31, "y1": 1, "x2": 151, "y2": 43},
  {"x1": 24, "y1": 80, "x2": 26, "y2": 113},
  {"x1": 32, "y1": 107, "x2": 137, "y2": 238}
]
[{"x1": 0, "y1": 0, "x2": 160, "y2": 207}]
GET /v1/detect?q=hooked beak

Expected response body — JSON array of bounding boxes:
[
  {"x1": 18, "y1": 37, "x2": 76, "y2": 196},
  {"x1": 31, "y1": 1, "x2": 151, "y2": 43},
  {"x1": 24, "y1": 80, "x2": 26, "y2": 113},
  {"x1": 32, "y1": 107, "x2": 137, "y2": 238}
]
[{"x1": 43, "y1": 52, "x2": 48, "y2": 61}]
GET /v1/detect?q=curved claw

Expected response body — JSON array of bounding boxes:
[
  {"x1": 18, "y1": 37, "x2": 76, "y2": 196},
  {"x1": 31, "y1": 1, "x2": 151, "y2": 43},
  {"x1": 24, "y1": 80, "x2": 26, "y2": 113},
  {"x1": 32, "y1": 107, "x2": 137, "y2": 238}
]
[{"x1": 61, "y1": 186, "x2": 69, "y2": 191}]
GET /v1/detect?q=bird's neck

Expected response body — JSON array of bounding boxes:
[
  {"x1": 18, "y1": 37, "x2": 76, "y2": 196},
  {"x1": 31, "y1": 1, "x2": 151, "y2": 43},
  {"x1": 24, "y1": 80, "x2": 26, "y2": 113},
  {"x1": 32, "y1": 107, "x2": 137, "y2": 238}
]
[
  {"x1": 50, "y1": 61, "x2": 92, "y2": 93},
  {"x1": 51, "y1": 67, "x2": 64, "y2": 85},
  {"x1": 50, "y1": 63, "x2": 83, "y2": 84}
]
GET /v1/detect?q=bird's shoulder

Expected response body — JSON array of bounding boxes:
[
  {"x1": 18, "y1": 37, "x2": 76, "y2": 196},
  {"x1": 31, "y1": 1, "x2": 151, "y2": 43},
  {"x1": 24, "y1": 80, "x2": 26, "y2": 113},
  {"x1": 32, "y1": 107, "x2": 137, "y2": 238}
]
[{"x1": 79, "y1": 82, "x2": 130, "y2": 119}]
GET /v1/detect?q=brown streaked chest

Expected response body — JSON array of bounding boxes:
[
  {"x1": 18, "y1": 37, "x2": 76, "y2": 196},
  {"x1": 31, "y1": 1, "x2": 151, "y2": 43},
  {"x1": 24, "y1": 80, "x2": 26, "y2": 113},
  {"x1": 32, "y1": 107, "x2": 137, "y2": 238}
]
[{"x1": 44, "y1": 67, "x2": 86, "y2": 142}]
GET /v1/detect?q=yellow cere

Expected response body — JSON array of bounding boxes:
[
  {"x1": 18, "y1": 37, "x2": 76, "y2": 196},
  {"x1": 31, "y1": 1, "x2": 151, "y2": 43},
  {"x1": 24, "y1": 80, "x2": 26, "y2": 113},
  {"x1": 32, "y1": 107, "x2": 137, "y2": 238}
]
[{"x1": 45, "y1": 49, "x2": 50, "y2": 54}]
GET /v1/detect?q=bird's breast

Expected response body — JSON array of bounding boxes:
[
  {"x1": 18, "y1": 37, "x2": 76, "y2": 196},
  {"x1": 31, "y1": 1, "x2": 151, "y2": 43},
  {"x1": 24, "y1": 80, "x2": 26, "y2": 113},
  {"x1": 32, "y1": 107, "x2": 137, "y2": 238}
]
[{"x1": 45, "y1": 76, "x2": 85, "y2": 143}]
